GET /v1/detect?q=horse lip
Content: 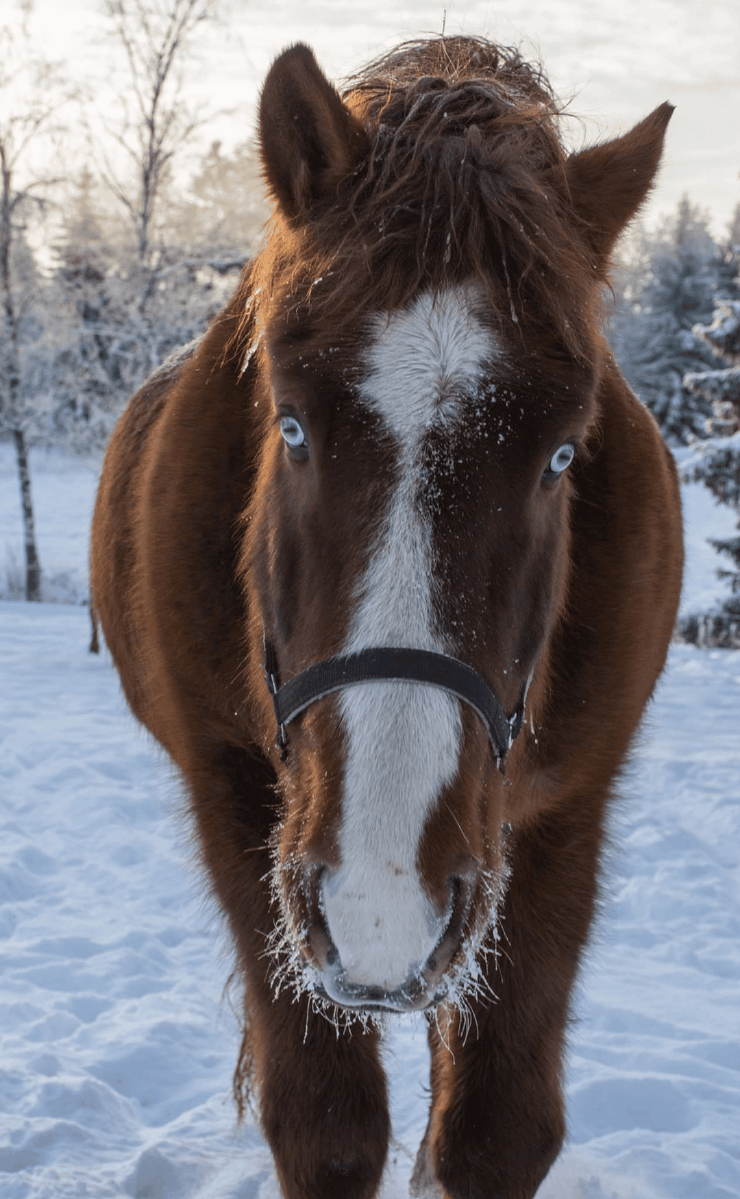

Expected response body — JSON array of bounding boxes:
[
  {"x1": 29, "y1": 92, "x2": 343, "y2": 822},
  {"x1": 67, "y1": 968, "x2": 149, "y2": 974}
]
[{"x1": 311, "y1": 968, "x2": 441, "y2": 1013}]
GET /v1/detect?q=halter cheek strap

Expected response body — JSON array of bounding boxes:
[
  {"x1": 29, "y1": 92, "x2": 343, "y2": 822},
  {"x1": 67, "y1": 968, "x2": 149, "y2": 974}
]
[{"x1": 264, "y1": 637, "x2": 525, "y2": 766}]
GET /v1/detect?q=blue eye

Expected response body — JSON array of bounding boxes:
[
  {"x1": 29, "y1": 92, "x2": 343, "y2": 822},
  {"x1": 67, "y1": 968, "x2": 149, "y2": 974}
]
[
  {"x1": 546, "y1": 443, "x2": 575, "y2": 477},
  {"x1": 279, "y1": 416, "x2": 308, "y2": 457}
]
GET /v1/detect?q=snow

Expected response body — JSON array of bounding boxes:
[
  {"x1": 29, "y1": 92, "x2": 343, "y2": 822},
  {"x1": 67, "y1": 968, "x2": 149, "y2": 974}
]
[
  {"x1": 1, "y1": 447, "x2": 739, "y2": 1198},
  {"x1": 0, "y1": 448, "x2": 100, "y2": 604}
]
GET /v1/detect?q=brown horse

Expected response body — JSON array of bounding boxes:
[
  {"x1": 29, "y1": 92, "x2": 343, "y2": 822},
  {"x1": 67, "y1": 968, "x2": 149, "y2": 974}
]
[{"x1": 91, "y1": 36, "x2": 683, "y2": 1199}]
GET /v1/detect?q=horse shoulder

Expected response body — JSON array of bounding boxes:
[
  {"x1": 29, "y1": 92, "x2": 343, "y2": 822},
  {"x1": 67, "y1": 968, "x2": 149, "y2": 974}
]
[
  {"x1": 92, "y1": 306, "x2": 262, "y2": 765},
  {"x1": 91, "y1": 352, "x2": 186, "y2": 733}
]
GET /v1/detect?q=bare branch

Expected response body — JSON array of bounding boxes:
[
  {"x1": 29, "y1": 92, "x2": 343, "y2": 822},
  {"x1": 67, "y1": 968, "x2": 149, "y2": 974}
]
[{"x1": 99, "y1": 0, "x2": 218, "y2": 294}]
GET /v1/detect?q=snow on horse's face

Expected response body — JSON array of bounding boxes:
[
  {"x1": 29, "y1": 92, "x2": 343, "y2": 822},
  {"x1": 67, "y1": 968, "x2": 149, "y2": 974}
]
[{"x1": 247, "y1": 274, "x2": 597, "y2": 1013}]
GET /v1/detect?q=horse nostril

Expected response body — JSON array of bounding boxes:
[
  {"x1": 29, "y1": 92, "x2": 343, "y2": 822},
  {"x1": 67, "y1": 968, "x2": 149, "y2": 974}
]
[
  {"x1": 301, "y1": 869, "x2": 342, "y2": 971},
  {"x1": 446, "y1": 872, "x2": 475, "y2": 932},
  {"x1": 305, "y1": 918, "x2": 339, "y2": 972},
  {"x1": 422, "y1": 873, "x2": 477, "y2": 984}
]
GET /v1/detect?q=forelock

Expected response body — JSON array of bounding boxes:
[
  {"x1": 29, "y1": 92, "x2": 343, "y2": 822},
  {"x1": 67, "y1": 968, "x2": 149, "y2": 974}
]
[{"x1": 242, "y1": 36, "x2": 602, "y2": 363}]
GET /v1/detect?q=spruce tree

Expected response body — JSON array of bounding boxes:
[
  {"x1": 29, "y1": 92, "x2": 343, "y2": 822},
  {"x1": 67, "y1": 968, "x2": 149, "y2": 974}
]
[
  {"x1": 609, "y1": 195, "x2": 719, "y2": 443},
  {"x1": 681, "y1": 203, "x2": 740, "y2": 646}
]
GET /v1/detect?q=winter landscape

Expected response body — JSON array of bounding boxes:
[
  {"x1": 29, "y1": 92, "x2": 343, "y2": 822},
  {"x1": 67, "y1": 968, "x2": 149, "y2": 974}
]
[
  {"x1": 1, "y1": 449, "x2": 739, "y2": 1199},
  {"x1": 2, "y1": 1, "x2": 740, "y2": 1197}
]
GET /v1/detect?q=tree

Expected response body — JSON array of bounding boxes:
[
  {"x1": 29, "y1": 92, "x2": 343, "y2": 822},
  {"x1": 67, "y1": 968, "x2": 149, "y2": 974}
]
[
  {"x1": 47, "y1": 167, "x2": 121, "y2": 451},
  {"x1": 49, "y1": 143, "x2": 261, "y2": 449},
  {"x1": 64, "y1": 0, "x2": 232, "y2": 407},
  {"x1": 169, "y1": 138, "x2": 267, "y2": 264},
  {"x1": 681, "y1": 203, "x2": 740, "y2": 647},
  {"x1": 609, "y1": 195, "x2": 719, "y2": 443},
  {"x1": 100, "y1": 0, "x2": 217, "y2": 307},
  {"x1": 0, "y1": 6, "x2": 74, "y2": 600}
]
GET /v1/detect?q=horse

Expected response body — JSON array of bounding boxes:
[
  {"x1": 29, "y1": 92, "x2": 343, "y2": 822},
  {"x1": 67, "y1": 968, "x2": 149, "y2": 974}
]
[{"x1": 91, "y1": 35, "x2": 683, "y2": 1199}]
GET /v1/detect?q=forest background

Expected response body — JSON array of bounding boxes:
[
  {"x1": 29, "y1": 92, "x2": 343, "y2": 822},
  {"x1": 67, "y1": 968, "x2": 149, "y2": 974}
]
[{"x1": 1, "y1": 0, "x2": 739, "y2": 644}]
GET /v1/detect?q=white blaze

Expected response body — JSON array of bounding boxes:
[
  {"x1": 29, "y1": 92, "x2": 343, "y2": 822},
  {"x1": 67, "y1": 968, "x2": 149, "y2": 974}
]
[{"x1": 320, "y1": 287, "x2": 497, "y2": 990}]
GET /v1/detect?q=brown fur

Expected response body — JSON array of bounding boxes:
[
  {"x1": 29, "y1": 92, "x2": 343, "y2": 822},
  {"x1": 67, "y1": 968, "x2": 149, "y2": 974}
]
[{"x1": 91, "y1": 36, "x2": 683, "y2": 1199}]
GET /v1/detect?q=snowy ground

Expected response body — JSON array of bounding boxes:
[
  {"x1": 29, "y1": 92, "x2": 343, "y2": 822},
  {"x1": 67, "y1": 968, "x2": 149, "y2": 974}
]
[
  {"x1": 1, "y1": 448, "x2": 739, "y2": 1199},
  {"x1": 0, "y1": 448, "x2": 102, "y2": 605}
]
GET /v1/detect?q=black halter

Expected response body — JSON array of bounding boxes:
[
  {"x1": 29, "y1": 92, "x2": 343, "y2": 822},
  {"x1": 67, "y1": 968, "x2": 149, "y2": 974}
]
[{"x1": 264, "y1": 637, "x2": 525, "y2": 767}]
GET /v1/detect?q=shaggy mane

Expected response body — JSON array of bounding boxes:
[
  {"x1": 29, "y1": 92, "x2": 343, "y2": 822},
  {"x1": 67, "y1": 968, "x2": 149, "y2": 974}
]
[{"x1": 242, "y1": 36, "x2": 601, "y2": 361}]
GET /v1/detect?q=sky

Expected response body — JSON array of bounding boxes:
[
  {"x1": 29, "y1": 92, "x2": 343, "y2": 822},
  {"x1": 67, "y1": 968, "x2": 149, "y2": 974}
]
[{"x1": 25, "y1": 0, "x2": 740, "y2": 238}]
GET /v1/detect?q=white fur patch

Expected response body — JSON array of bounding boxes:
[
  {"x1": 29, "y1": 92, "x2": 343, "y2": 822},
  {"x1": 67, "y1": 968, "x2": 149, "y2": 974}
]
[{"x1": 320, "y1": 287, "x2": 498, "y2": 991}]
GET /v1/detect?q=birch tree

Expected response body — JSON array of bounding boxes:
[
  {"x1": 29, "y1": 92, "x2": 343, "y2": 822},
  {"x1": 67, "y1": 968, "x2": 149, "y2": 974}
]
[
  {"x1": 0, "y1": 8, "x2": 73, "y2": 600},
  {"x1": 93, "y1": 0, "x2": 219, "y2": 388}
]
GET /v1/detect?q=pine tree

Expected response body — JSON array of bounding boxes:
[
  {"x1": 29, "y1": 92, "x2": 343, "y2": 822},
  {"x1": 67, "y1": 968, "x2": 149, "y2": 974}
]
[
  {"x1": 609, "y1": 195, "x2": 719, "y2": 443},
  {"x1": 680, "y1": 203, "x2": 740, "y2": 647}
]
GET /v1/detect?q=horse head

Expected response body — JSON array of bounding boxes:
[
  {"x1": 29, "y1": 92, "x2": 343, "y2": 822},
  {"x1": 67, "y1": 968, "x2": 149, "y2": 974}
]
[{"x1": 239, "y1": 40, "x2": 672, "y2": 1016}]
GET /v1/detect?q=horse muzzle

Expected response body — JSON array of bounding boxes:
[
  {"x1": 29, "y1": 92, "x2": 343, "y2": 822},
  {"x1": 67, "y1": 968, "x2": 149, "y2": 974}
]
[{"x1": 301, "y1": 871, "x2": 477, "y2": 1013}]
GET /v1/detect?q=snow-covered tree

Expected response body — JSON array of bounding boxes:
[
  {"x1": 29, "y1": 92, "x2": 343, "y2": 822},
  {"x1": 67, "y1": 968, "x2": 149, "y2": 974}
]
[
  {"x1": 169, "y1": 139, "x2": 267, "y2": 263},
  {"x1": 681, "y1": 204, "x2": 740, "y2": 647},
  {"x1": 48, "y1": 140, "x2": 266, "y2": 451},
  {"x1": 56, "y1": 0, "x2": 242, "y2": 415},
  {"x1": 50, "y1": 181, "x2": 249, "y2": 436},
  {"x1": 609, "y1": 195, "x2": 720, "y2": 443},
  {"x1": 100, "y1": 0, "x2": 217, "y2": 301},
  {"x1": 0, "y1": 5, "x2": 75, "y2": 599},
  {"x1": 47, "y1": 167, "x2": 122, "y2": 450}
]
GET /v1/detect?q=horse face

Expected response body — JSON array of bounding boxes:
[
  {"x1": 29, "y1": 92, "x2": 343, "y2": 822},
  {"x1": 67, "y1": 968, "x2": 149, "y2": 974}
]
[{"x1": 246, "y1": 282, "x2": 597, "y2": 1014}]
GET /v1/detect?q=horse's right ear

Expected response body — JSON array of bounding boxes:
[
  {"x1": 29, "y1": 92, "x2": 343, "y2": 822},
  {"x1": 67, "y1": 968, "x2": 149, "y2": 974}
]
[{"x1": 258, "y1": 44, "x2": 370, "y2": 223}]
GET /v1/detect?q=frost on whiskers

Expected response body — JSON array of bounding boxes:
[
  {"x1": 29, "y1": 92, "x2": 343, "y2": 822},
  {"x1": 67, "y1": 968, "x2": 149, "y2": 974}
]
[
  {"x1": 432, "y1": 858, "x2": 511, "y2": 1046},
  {"x1": 262, "y1": 845, "x2": 384, "y2": 1037},
  {"x1": 262, "y1": 834, "x2": 511, "y2": 1046}
]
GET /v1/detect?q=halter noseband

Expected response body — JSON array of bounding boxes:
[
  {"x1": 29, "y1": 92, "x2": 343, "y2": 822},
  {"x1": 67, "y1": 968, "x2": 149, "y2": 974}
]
[{"x1": 264, "y1": 637, "x2": 525, "y2": 767}]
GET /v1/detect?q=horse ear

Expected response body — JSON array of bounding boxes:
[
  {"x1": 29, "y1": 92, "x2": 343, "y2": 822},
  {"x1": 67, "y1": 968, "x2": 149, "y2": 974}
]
[
  {"x1": 565, "y1": 103, "x2": 674, "y2": 266},
  {"x1": 258, "y1": 44, "x2": 370, "y2": 223}
]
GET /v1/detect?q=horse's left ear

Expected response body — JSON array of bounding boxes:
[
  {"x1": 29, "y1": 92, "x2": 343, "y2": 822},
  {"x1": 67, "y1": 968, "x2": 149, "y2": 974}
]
[
  {"x1": 565, "y1": 103, "x2": 674, "y2": 266},
  {"x1": 259, "y1": 44, "x2": 370, "y2": 223}
]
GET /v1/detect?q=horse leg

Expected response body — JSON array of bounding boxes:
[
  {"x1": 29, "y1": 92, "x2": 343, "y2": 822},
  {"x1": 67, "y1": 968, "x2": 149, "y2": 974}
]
[
  {"x1": 244, "y1": 986, "x2": 390, "y2": 1199},
  {"x1": 88, "y1": 597, "x2": 100, "y2": 653},
  {"x1": 186, "y1": 746, "x2": 391, "y2": 1199},
  {"x1": 412, "y1": 803, "x2": 605, "y2": 1199}
]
